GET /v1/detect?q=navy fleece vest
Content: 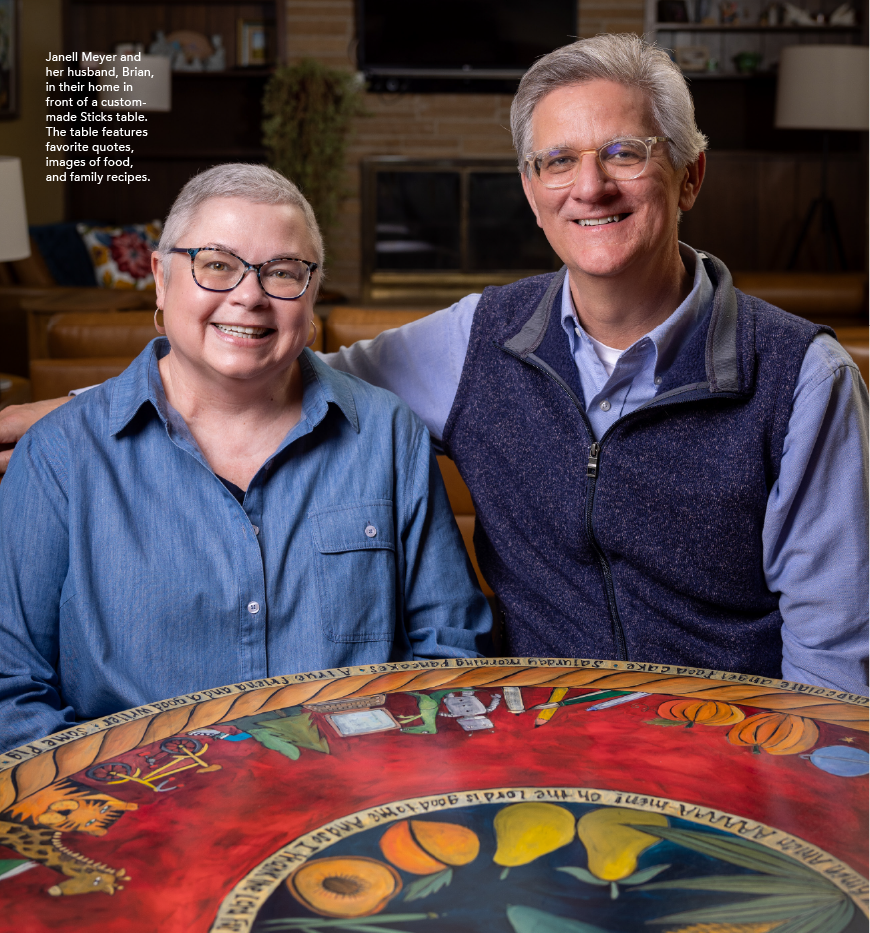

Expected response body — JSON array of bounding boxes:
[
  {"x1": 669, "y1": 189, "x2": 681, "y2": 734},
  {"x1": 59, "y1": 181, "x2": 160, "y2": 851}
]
[{"x1": 442, "y1": 255, "x2": 830, "y2": 676}]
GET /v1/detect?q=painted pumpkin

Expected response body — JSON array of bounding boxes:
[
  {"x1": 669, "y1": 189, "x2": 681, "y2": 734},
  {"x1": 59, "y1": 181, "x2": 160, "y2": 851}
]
[
  {"x1": 656, "y1": 699, "x2": 745, "y2": 727},
  {"x1": 287, "y1": 856, "x2": 401, "y2": 917},
  {"x1": 727, "y1": 712, "x2": 819, "y2": 755}
]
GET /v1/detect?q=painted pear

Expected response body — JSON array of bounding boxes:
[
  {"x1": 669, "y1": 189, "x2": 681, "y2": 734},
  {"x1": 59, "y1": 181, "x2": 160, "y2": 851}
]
[
  {"x1": 493, "y1": 802, "x2": 575, "y2": 867},
  {"x1": 576, "y1": 807, "x2": 667, "y2": 881}
]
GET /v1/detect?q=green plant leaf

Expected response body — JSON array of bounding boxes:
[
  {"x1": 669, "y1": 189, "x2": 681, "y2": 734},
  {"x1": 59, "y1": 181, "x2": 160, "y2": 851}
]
[
  {"x1": 256, "y1": 914, "x2": 436, "y2": 931},
  {"x1": 506, "y1": 905, "x2": 618, "y2": 933},
  {"x1": 649, "y1": 892, "x2": 844, "y2": 925},
  {"x1": 643, "y1": 719, "x2": 689, "y2": 726},
  {"x1": 632, "y1": 825, "x2": 826, "y2": 879},
  {"x1": 761, "y1": 898, "x2": 855, "y2": 933},
  {"x1": 620, "y1": 863, "x2": 671, "y2": 885},
  {"x1": 640, "y1": 875, "x2": 831, "y2": 895},
  {"x1": 403, "y1": 868, "x2": 452, "y2": 902},
  {"x1": 500, "y1": 867, "x2": 511, "y2": 880},
  {"x1": 556, "y1": 866, "x2": 608, "y2": 886}
]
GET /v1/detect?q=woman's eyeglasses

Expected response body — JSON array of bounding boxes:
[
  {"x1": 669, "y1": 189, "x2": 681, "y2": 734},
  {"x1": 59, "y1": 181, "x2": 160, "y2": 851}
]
[{"x1": 169, "y1": 248, "x2": 318, "y2": 300}]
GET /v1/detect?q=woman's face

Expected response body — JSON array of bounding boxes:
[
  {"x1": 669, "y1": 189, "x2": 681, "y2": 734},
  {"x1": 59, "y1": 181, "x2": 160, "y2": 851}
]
[{"x1": 153, "y1": 197, "x2": 319, "y2": 388}]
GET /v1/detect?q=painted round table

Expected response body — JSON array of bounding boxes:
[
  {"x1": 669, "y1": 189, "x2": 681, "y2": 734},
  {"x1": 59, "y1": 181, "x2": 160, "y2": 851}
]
[{"x1": 0, "y1": 659, "x2": 867, "y2": 932}]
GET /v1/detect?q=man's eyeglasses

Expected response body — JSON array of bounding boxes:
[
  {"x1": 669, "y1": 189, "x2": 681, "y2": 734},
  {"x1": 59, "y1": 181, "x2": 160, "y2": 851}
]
[
  {"x1": 526, "y1": 136, "x2": 672, "y2": 188},
  {"x1": 168, "y1": 248, "x2": 318, "y2": 300}
]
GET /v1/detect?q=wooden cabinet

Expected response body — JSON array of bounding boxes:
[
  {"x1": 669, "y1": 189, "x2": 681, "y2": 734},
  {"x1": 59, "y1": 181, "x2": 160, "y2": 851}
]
[{"x1": 62, "y1": 0, "x2": 285, "y2": 224}]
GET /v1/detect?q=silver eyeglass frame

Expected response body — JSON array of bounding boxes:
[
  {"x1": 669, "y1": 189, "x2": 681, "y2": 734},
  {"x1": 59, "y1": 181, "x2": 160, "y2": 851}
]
[
  {"x1": 525, "y1": 136, "x2": 672, "y2": 187},
  {"x1": 168, "y1": 247, "x2": 319, "y2": 300}
]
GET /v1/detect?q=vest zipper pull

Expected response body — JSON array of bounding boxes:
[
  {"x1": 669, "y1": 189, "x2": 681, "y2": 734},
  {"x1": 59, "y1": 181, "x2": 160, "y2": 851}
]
[{"x1": 587, "y1": 442, "x2": 600, "y2": 478}]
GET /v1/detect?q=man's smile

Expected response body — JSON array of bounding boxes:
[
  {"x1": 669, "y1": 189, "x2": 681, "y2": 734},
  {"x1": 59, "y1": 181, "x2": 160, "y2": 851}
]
[{"x1": 573, "y1": 213, "x2": 629, "y2": 227}]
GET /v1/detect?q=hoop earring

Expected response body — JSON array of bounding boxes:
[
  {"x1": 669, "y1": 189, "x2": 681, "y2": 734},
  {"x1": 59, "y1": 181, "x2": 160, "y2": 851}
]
[
  {"x1": 154, "y1": 308, "x2": 165, "y2": 334},
  {"x1": 307, "y1": 319, "x2": 318, "y2": 347}
]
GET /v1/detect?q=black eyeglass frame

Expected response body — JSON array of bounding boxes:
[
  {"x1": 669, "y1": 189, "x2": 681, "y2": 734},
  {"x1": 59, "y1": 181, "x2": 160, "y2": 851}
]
[{"x1": 168, "y1": 247, "x2": 319, "y2": 300}]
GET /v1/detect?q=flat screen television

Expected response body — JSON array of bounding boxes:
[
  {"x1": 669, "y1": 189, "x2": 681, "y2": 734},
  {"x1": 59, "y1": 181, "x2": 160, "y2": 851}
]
[{"x1": 357, "y1": 0, "x2": 578, "y2": 92}]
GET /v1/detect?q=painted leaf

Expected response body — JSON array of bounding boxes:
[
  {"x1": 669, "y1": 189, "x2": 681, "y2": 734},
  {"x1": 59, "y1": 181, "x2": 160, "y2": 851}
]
[
  {"x1": 619, "y1": 863, "x2": 671, "y2": 885},
  {"x1": 556, "y1": 866, "x2": 608, "y2": 886},
  {"x1": 0, "y1": 859, "x2": 31, "y2": 880},
  {"x1": 766, "y1": 898, "x2": 855, "y2": 933},
  {"x1": 248, "y1": 725, "x2": 301, "y2": 761},
  {"x1": 633, "y1": 825, "x2": 824, "y2": 879},
  {"x1": 403, "y1": 867, "x2": 453, "y2": 902},
  {"x1": 640, "y1": 874, "x2": 832, "y2": 895},
  {"x1": 506, "y1": 905, "x2": 617, "y2": 933},
  {"x1": 651, "y1": 892, "x2": 845, "y2": 924},
  {"x1": 255, "y1": 712, "x2": 330, "y2": 754}
]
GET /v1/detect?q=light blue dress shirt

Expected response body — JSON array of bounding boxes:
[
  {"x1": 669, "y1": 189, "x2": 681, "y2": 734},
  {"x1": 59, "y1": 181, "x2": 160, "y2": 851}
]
[
  {"x1": 0, "y1": 340, "x2": 492, "y2": 751},
  {"x1": 323, "y1": 247, "x2": 869, "y2": 695}
]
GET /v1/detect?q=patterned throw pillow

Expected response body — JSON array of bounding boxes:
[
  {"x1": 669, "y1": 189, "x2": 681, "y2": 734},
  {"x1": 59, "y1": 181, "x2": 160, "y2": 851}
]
[{"x1": 77, "y1": 221, "x2": 162, "y2": 290}]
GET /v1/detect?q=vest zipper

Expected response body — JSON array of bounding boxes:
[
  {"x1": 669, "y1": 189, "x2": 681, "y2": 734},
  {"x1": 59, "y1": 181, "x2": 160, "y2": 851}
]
[
  {"x1": 500, "y1": 344, "x2": 739, "y2": 663},
  {"x1": 500, "y1": 346, "x2": 630, "y2": 660}
]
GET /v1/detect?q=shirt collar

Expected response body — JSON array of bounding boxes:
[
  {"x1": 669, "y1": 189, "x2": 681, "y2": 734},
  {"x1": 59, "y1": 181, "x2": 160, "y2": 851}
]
[
  {"x1": 560, "y1": 243, "x2": 714, "y2": 373},
  {"x1": 108, "y1": 338, "x2": 360, "y2": 436}
]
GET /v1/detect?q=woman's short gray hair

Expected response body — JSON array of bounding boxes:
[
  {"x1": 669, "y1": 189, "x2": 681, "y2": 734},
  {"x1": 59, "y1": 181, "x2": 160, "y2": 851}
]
[
  {"x1": 157, "y1": 162, "x2": 324, "y2": 269},
  {"x1": 511, "y1": 33, "x2": 708, "y2": 173}
]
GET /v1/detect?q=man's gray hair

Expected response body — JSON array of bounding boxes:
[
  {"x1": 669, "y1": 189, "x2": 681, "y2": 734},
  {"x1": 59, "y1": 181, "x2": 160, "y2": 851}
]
[
  {"x1": 511, "y1": 33, "x2": 708, "y2": 173},
  {"x1": 157, "y1": 162, "x2": 325, "y2": 268}
]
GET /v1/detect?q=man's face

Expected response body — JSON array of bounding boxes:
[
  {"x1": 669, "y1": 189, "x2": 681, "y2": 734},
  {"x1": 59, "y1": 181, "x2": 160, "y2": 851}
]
[{"x1": 521, "y1": 80, "x2": 704, "y2": 282}]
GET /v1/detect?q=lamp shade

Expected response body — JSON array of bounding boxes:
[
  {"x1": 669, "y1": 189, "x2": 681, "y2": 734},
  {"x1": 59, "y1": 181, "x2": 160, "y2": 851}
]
[
  {"x1": 0, "y1": 157, "x2": 30, "y2": 262},
  {"x1": 775, "y1": 45, "x2": 869, "y2": 130},
  {"x1": 98, "y1": 55, "x2": 171, "y2": 111}
]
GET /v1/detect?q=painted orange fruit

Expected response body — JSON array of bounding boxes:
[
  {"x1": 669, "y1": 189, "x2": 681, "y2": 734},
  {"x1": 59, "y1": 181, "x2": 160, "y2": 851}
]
[
  {"x1": 287, "y1": 856, "x2": 401, "y2": 917},
  {"x1": 379, "y1": 819, "x2": 480, "y2": 874}
]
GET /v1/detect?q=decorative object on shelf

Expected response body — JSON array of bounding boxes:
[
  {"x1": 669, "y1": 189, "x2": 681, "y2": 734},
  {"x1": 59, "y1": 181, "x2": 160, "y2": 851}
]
[
  {"x1": 781, "y1": 1, "x2": 816, "y2": 23},
  {"x1": 147, "y1": 30, "x2": 173, "y2": 58},
  {"x1": 776, "y1": 44, "x2": 869, "y2": 270},
  {"x1": 719, "y1": 0, "x2": 740, "y2": 23},
  {"x1": 262, "y1": 60, "x2": 365, "y2": 239},
  {"x1": 706, "y1": 56, "x2": 720, "y2": 70},
  {"x1": 115, "y1": 42, "x2": 144, "y2": 57},
  {"x1": 166, "y1": 30, "x2": 212, "y2": 71},
  {"x1": 657, "y1": 0, "x2": 690, "y2": 20},
  {"x1": 758, "y1": 2, "x2": 781, "y2": 24},
  {"x1": 0, "y1": 0, "x2": 20, "y2": 119},
  {"x1": 733, "y1": 49, "x2": 763, "y2": 72},
  {"x1": 829, "y1": 2, "x2": 856, "y2": 24},
  {"x1": 205, "y1": 35, "x2": 226, "y2": 72},
  {"x1": 98, "y1": 54, "x2": 171, "y2": 111},
  {"x1": 0, "y1": 156, "x2": 29, "y2": 262},
  {"x1": 238, "y1": 20, "x2": 271, "y2": 67},
  {"x1": 676, "y1": 45, "x2": 710, "y2": 70}
]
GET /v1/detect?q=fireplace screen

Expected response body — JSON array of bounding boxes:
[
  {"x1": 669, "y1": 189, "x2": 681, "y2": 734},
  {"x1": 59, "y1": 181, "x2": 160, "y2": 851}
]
[{"x1": 362, "y1": 158, "x2": 559, "y2": 303}]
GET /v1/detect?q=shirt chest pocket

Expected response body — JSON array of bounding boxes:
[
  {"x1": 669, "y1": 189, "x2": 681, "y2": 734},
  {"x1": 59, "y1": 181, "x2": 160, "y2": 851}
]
[{"x1": 309, "y1": 501, "x2": 397, "y2": 643}]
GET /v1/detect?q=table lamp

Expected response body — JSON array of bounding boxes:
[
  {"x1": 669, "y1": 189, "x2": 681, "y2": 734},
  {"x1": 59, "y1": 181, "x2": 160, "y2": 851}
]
[
  {"x1": 0, "y1": 156, "x2": 30, "y2": 263},
  {"x1": 775, "y1": 45, "x2": 869, "y2": 270}
]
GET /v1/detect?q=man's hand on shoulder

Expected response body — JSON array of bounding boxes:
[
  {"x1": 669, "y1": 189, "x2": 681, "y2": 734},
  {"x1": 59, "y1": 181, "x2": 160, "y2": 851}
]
[{"x1": 0, "y1": 398, "x2": 71, "y2": 473}]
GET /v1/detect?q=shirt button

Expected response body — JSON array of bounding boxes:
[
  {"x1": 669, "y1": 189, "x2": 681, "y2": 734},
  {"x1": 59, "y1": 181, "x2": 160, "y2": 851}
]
[
  {"x1": 599, "y1": 399, "x2": 611, "y2": 412},
  {"x1": 364, "y1": 525, "x2": 378, "y2": 538},
  {"x1": 252, "y1": 525, "x2": 260, "y2": 536},
  {"x1": 574, "y1": 326, "x2": 581, "y2": 336},
  {"x1": 654, "y1": 376, "x2": 663, "y2": 386},
  {"x1": 247, "y1": 601, "x2": 260, "y2": 614}
]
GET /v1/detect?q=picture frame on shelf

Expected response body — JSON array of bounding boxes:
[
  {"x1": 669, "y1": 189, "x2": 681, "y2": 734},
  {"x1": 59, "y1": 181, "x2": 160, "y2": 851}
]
[
  {"x1": 238, "y1": 20, "x2": 270, "y2": 67},
  {"x1": 0, "y1": 0, "x2": 19, "y2": 120}
]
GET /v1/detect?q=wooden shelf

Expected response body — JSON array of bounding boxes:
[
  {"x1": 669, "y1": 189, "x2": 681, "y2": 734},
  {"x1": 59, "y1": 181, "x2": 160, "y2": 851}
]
[{"x1": 655, "y1": 22, "x2": 861, "y2": 30}]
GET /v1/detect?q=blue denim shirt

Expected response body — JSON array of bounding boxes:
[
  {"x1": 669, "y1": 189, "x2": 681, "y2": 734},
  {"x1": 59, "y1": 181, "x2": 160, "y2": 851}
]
[{"x1": 0, "y1": 340, "x2": 492, "y2": 751}]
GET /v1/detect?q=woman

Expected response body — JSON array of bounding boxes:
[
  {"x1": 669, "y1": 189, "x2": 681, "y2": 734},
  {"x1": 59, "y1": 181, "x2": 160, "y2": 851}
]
[{"x1": 0, "y1": 164, "x2": 492, "y2": 752}]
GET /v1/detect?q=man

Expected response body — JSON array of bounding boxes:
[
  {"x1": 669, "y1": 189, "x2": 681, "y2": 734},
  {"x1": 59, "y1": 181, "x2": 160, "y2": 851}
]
[{"x1": 2, "y1": 35, "x2": 867, "y2": 693}]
